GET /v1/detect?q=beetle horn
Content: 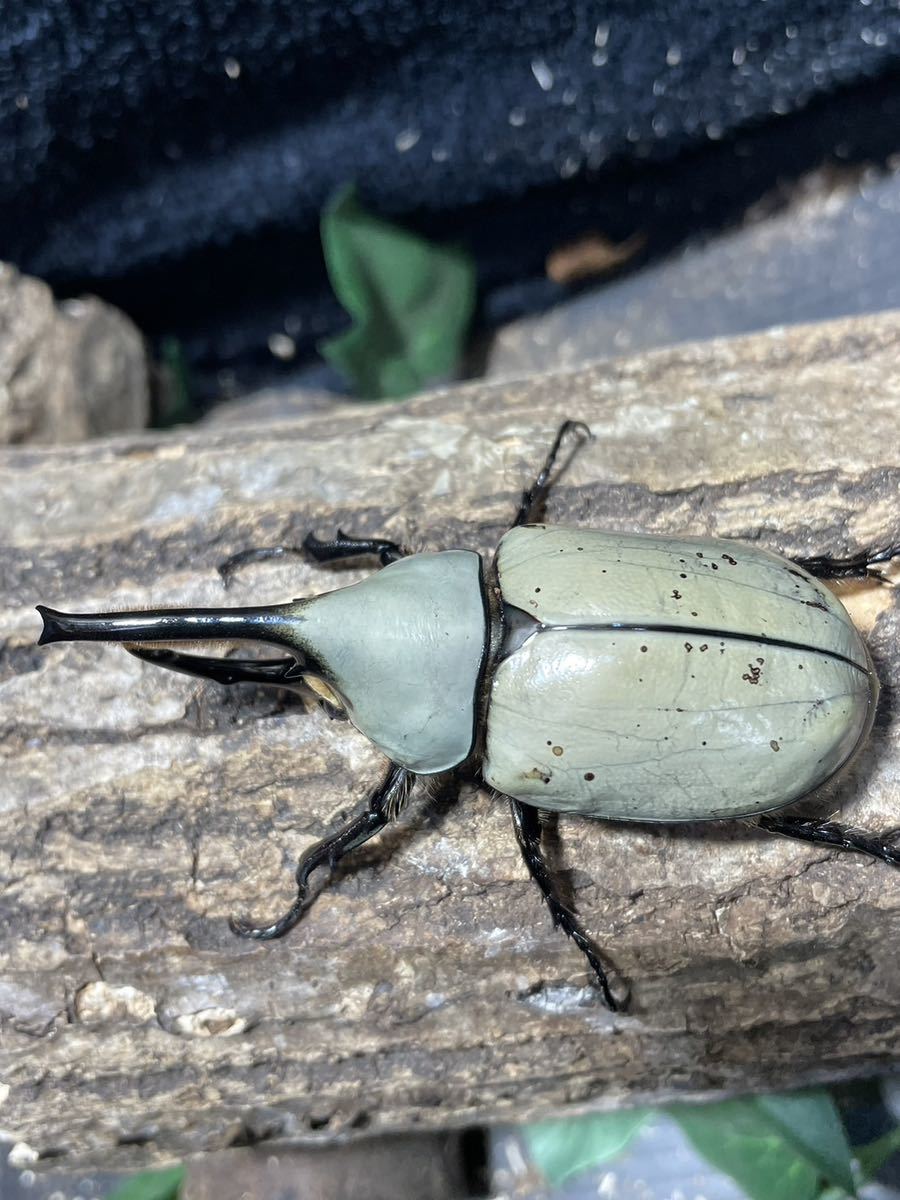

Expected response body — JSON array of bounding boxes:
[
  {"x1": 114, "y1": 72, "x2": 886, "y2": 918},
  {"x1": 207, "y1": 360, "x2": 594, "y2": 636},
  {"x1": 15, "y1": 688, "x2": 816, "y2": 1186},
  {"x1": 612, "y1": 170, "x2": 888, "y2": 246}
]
[{"x1": 36, "y1": 602, "x2": 299, "y2": 651}]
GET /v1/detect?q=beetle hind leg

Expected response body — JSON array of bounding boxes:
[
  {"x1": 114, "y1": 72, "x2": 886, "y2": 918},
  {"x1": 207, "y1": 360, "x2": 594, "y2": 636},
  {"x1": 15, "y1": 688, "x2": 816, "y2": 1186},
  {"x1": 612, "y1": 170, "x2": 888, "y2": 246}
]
[
  {"x1": 509, "y1": 798, "x2": 621, "y2": 1010},
  {"x1": 794, "y1": 543, "x2": 900, "y2": 583},
  {"x1": 230, "y1": 763, "x2": 415, "y2": 940},
  {"x1": 757, "y1": 814, "x2": 900, "y2": 866}
]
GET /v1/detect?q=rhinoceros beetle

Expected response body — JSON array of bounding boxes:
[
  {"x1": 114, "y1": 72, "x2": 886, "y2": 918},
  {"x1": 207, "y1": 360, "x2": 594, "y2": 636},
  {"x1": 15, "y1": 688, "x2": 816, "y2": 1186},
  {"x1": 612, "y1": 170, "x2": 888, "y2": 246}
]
[{"x1": 37, "y1": 422, "x2": 900, "y2": 1009}]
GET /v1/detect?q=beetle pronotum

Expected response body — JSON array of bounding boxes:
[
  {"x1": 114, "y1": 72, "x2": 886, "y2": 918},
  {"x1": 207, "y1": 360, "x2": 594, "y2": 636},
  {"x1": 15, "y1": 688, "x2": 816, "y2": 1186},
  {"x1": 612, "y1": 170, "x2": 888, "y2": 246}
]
[{"x1": 37, "y1": 422, "x2": 900, "y2": 1010}]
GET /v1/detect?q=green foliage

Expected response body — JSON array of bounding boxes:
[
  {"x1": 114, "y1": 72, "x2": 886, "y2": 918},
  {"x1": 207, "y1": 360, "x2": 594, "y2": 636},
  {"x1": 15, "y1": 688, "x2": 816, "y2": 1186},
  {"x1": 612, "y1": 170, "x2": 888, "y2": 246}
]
[
  {"x1": 754, "y1": 1091, "x2": 856, "y2": 1195},
  {"x1": 319, "y1": 184, "x2": 476, "y2": 399},
  {"x1": 668, "y1": 1092, "x2": 855, "y2": 1200},
  {"x1": 523, "y1": 1086, "x2": 900, "y2": 1198},
  {"x1": 522, "y1": 1107, "x2": 651, "y2": 1187},
  {"x1": 155, "y1": 337, "x2": 196, "y2": 427},
  {"x1": 105, "y1": 1165, "x2": 185, "y2": 1200},
  {"x1": 855, "y1": 1124, "x2": 900, "y2": 1181}
]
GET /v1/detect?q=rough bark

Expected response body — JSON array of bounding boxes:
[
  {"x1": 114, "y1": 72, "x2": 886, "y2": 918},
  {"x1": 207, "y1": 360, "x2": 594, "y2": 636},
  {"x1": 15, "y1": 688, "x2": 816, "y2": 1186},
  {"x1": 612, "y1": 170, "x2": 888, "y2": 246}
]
[{"x1": 1, "y1": 311, "x2": 900, "y2": 1169}]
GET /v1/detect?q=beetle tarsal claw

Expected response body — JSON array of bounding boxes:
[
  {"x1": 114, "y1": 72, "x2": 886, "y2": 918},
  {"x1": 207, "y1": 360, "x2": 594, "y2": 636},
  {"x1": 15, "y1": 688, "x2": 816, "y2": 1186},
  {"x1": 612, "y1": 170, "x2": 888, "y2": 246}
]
[{"x1": 228, "y1": 902, "x2": 305, "y2": 941}]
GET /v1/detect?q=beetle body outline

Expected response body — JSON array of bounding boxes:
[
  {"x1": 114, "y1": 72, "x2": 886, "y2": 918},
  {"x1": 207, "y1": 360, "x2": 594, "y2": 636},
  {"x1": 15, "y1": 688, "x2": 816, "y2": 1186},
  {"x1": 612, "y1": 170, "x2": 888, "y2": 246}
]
[{"x1": 36, "y1": 422, "x2": 900, "y2": 1010}]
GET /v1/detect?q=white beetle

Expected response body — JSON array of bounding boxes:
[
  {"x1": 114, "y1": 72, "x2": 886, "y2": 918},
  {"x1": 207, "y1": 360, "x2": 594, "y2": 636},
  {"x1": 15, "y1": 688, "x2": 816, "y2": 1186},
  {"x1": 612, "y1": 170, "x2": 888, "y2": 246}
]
[{"x1": 37, "y1": 423, "x2": 900, "y2": 1009}]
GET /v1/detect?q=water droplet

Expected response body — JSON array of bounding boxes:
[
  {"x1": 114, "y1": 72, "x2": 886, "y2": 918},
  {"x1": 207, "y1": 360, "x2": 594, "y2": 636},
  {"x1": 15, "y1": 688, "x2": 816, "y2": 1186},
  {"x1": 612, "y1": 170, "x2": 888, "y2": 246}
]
[
  {"x1": 592, "y1": 50, "x2": 608, "y2": 67},
  {"x1": 431, "y1": 146, "x2": 449, "y2": 162},
  {"x1": 732, "y1": 46, "x2": 746, "y2": 65},
  {"x1": 15, "y1": 93, "x2": 29, "y2": 110},
  {"x1": 562, "y1": 87, "x2": 577, "y2": 106},
  {"x1": 268, "y1": 333, "x2": 296, "y2": 361},
  {"x1": 508, "y1": 107, "x2": 526, "y2": 127},
  {"x1": 666, "y1": 45, "x2": 682, "y2": 66},
  {"x1": 531, "y1": 58, "x2": 554, "y2": 91},
  {"x1": 224, "y1": 57, "x2": 241, "y2": 79},
  {"x1": 394, "y1": 127, "x2": 421, "y2": 153},
  {"x1": 594, "y1": 22, "x2": 610, "y2": 47}
]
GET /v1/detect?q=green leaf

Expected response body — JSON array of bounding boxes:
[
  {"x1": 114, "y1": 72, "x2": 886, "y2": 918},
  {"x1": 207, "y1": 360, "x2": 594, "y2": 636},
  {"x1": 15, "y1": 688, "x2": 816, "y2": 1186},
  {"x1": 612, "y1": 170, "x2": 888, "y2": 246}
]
[
  {"x1": 319, "y1": 184, "x2": 476, "y2": 399},
  {"x1": 669, "y1": 1099, "x2": 822, "y2": 1200},
  {"x1": 523, "y1": 1108, "x2": 652, "y2": 1187},
  {"x1": 855, "y1": 1125, "x2": 900, "y2": 1181},
  {"x1": 755, "y1": 1090, "x2": 856, "y2": 1196},
  {"x1": 105, "y1": 1165, "x2": 185, "y2": 1200}
]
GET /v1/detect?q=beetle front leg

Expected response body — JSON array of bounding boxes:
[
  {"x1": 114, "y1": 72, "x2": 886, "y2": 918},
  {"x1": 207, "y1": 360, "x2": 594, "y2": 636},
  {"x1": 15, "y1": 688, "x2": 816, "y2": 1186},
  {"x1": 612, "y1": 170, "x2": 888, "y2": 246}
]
[
  {"x1": 509, "y1": 798, "x2": 621, "y2": 1010},
  {"x1": 218, "y1": 530, "x2": 408, "y2": 587},
  {"x1": 230, "y1": 763, "x2": 415, "y2": 940},
  {"x1": 794, "y1": 543, "x2": 900, "y2": 583},
  {"x1": 757, "y1": 814, "x2": 900, "y2": 865}
]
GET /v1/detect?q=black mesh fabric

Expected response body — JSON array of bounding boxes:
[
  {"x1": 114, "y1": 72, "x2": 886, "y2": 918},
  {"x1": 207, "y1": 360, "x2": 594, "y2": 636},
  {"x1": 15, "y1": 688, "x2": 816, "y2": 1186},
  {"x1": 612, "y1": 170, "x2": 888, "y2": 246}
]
[{"x1": 4, "y1": 0, "x2": 900, "y2": 381}]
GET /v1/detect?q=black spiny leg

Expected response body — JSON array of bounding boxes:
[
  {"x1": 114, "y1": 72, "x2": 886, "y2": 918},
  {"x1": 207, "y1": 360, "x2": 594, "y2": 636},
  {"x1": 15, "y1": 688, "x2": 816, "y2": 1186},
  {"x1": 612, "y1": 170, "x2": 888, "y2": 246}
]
[
  {"x1": 794, "y1": 544, "x2": 900, "y2": 583},
  {"x1": 758, "y1": 814, "x2": 900, "y2": 866},
  {"x1": 302, "y1": 530, "x2": 407, "y2": 566},
  {"x1": 512, "y1": 419, "x2": 593, "y2": 528},
  {"x1": 231, "y1": 763, "x2": 415, "y2": 940},
  {"x1": 218, "y1": 530, "x2": 407, "y2": 587},
  {"x1": 510, "y1": 798, "x2": 619, "y2": 1010}
]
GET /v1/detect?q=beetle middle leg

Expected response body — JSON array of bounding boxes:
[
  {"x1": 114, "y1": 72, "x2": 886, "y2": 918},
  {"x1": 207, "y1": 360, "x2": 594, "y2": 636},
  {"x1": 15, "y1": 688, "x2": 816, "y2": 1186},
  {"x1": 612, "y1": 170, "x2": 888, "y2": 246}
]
[
  {"x1": 794, "y1": 543, "x2": 900, "y2": 583},
  {"x1": 757, "y1": 813, "x2": 900, "y2": 866},
  {"x1": 511, "y1": 419, "x2": 592, "y2": 528},
  {"x1": 230, "y1": 763, "x2": 415, "y2": 940},
  {"x1": 218, "y1": 530, "x2": 407, "y2": 587},
  {"x1": 509, "y1": 797, "x2": 620, "y2": 1010}
]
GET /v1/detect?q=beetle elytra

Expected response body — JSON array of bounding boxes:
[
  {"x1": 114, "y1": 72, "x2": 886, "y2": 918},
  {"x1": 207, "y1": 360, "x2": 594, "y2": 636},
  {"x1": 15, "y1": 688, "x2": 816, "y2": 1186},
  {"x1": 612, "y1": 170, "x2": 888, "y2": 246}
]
[{"x1": 37, "y1": 422, "x2": 900, "y2": 1010}]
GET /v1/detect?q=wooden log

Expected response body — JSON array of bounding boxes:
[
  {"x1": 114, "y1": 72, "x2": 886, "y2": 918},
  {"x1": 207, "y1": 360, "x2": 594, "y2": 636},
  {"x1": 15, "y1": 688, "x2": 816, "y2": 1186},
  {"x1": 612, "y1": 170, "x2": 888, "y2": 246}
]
[{"x1": 2, "y1": 311, "x2": 900, "y2": 1169}]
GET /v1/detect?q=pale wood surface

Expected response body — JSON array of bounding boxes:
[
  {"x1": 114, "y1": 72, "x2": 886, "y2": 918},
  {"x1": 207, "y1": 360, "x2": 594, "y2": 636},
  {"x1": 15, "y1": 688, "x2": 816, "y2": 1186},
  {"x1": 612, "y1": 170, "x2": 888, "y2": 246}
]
[{"x1": 2, "y1": 312, "x2": 900, "y2": 1167}]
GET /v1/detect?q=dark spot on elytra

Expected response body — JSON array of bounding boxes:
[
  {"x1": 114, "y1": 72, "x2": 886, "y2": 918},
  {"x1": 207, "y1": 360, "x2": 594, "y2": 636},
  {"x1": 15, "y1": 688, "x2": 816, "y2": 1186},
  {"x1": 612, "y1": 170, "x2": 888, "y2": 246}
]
[
  {"x1": 685, "y1": 642, "x2": 693, "y2": 652},
  {"x1": 742, "y1": 664, "x2": 762, "y2": 685},
  {"x1": 534, "y1": 587, "x2": 541, "y2": 593},
  {"x1": 770, "y1": 740, "x2": 780, "y2": 752},
  {"x1": 584, "y1": 772, "x2": 595, "y2": 781},
  {"x1": 756, "y1": 657, "x2": 764, "y2": 664},
  {"x1": 711, "y1": 562, "x2": 719, "y2": 570},
  {"x1": 525, "y1": 767, "x2": 552, "y2": 784},
  {"x1": 640, "y1": 645, "x2": 648, "y2": 653},
  {"x1": 699, "y1": 644, "x2": 708, "y2": 652},
  {"x1": 696, "y1": 552, "x2": 704, "y2": 558},
  {"x1": 691, "y1": 611, "x2": 698, "y2": 617},
  {"x1": 551, "y1": 745, "x2": 564, "y2": 756},
  {"x1": 804, "y1": 599, "x2": 829, "y2": 612},
  {"x1": 680, "y1": 573, "x2": 687, "y2": 579},
  {"x1": 672, "y1": 589, "x2": 682, "y2": 599},
  {"x1": 722, "y1": 554, "x2": 737, "y2": 566}
]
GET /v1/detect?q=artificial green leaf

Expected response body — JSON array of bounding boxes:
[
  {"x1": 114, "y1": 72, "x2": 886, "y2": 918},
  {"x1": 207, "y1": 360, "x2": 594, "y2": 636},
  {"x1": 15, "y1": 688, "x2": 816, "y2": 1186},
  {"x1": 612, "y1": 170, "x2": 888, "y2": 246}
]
[
  {"x1": 855, "y1": 1125, "x2": 900, "y2": 1181},
  {"x1": 523, "y1": 1108, "x2": 652, "y2": 1187},
  {"x1": 155, "y1": 337, "x2": 196, "y2": 428},
  {"x1": 669, "y1": 1099, "x2": 821, "y2": 1200},
  {"x1": 105, "y1": 1164, "x2": 185, "y2": 1200},
  {"x1": 319, "y1": 184, "x2": 476, "y2": 399},
  {"x1": 755, "y1": 1090, "x2": 856, "y2": 1196}
]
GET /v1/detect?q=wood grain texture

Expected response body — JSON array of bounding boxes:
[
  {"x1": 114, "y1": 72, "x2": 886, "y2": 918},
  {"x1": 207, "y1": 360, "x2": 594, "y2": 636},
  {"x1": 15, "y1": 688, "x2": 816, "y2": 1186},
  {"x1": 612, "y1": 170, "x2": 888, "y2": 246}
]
[{"x1": 2, "y1": 311, "x2": 900, "y2": 1168}]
